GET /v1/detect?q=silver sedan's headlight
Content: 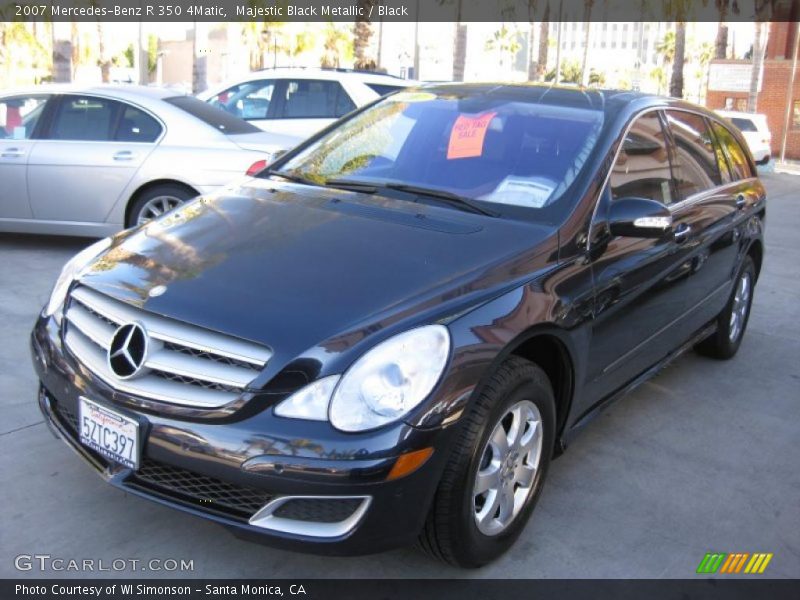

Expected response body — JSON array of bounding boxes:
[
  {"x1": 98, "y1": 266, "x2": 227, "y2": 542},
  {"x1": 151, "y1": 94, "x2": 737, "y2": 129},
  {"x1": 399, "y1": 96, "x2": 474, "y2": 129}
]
[
  {"x1": 43, "y1": 237, "x2": 111, "y2": 322},
  {"x1": 328, "y1": 325, "x2": 451, "y2": 432}
]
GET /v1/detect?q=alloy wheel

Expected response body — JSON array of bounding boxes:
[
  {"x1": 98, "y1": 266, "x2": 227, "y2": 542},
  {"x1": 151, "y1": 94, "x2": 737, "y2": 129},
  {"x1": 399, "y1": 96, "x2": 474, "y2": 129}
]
[
  {"x1": 729, "y1": 271, "x2": 751, "y2": 342},
  {"x1": 473, "y1": 400, "x2": 543, "y2": 536},
  {"x1": 136, "y1": 195, "x2": 184, "y2": 226}
]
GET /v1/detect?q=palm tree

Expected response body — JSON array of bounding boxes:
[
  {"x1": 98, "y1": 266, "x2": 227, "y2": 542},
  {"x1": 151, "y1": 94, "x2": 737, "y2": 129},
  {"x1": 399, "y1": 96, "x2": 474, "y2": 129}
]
[
  {"x1": 536, "y1": 4, "x2": 550, "y2": 81},
  {"x1": 452, "y1": 0, "x2": 467, "y2": 81},
  {"x1": 526, "y1": 21, "x2": 537, "y2": 81},
  {"x1": 670, "y1": 22, "x2": 686, "y2": 98},
  {"x1": 353, "y1": 0, "x2": 377, "y2": 70},
  {"x1": 714, "y1": 0, "x2": 731, "y2": 59},
  {"x1": 97, "y1": 22, "x2": 111, "y2": 83},
  {"x1": 486, "y1": 25, "x2": 522, "y2": 72},
  {"x1": 656, "y1": 30, "x2": 675, "y2": 94},
  {"x1": 579, "y1": 3, "x2": 594, "y2": 87},
  {"x1": 748, "y1": 20, "x2": 769, "y2": 112},
  {"x1": 321, "y1": 23, "x2": 353, "y2": 68}
]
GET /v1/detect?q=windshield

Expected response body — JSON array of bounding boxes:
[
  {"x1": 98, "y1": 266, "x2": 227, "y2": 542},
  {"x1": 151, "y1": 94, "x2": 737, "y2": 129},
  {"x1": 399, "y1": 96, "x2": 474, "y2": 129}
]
[{"x1": 269, "y1": 88, "x2": 604, "y2": 219}]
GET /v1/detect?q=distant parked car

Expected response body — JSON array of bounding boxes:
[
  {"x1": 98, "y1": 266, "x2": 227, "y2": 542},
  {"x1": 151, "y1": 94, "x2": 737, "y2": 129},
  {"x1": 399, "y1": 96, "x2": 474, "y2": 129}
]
[
  {"x1": 198, "y1": 68, "x2": 415, "y2": 147},
  {"x1": 0, "y1": 85, "x2": 293, "y2": 236},
  {"x1": 716, "y1": 110, "x2": 771, "y2": 165}
]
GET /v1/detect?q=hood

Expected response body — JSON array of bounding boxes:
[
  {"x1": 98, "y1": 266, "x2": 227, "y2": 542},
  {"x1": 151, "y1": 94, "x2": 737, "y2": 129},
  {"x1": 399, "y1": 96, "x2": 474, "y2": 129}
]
[{"x1": 79, "y1": 179, "x2": 556, "y2": 370}]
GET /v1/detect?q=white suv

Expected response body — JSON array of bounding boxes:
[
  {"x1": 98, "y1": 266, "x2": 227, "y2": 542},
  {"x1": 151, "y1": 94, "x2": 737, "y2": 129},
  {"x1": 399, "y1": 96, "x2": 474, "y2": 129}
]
[
  {"x1": 199, "y1": 68, "x2": 415, "y2": 151},
  {"x1": 716, "y1": 110, "x2": 772, "y2": 165}
]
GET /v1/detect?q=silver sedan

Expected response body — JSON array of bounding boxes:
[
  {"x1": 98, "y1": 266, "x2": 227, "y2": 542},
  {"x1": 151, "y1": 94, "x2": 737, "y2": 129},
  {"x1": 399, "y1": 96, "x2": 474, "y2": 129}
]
[{"x1": 0, "y1": 84, "x2": 296, "y2": 236}]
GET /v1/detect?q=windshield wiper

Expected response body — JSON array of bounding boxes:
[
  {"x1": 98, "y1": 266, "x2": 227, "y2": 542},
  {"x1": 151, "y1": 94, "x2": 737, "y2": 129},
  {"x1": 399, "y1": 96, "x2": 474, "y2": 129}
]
[
  {"x1": 323, "y1": 178, "x2": 379, "y2": 193},
  {"x1": 382, "y1": 183, "x2": 498, "y2": 217},
  {"x1": 263, "y1": 169, "x2": 321, "y2": 188}
]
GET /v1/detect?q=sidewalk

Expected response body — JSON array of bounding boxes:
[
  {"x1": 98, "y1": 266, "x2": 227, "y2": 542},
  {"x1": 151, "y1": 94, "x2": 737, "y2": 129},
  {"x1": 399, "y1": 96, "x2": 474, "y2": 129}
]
[{"x1": 773, "y1": 159, "x2": 800, "y2": 175}]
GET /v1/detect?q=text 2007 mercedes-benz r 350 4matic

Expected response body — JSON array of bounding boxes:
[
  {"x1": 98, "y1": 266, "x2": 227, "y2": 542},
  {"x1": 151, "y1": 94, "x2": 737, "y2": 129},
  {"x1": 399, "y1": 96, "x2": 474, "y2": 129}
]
[{"x1": 31, "y1": 84, "x2": 765, "y2": 568}]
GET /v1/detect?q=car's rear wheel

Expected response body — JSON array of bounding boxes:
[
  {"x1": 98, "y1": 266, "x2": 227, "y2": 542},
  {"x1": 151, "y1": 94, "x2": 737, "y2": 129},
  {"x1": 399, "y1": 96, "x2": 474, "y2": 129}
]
[
  {"x1": 418, "y1": 356, "x2": 555, "y2": 568},
  {"x1": 696, "y1": 256, "x2": 756, "y2": 360},
  {"x1": 128, "y1": 184, "x2": 196, "y2": 228}
]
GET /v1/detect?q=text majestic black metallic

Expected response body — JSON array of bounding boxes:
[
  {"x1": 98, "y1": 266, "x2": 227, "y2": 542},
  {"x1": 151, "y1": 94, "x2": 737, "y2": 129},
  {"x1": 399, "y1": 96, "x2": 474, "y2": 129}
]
[{"x1": 31, "y1": 84, "x2": 765, "y2": 567}]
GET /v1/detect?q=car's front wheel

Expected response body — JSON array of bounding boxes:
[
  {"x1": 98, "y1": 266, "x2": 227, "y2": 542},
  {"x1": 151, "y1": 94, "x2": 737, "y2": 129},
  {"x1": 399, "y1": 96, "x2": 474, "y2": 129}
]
[
  {"x1": 418, "y1": 356, "x2": 555, "y2": 567},
  {"x1": 128, "y1": 184, "x2": 196, "y2": 228}
]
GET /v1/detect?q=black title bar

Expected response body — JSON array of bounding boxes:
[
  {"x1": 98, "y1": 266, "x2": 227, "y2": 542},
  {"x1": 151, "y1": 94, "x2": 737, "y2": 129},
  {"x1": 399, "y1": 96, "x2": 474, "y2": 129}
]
[
  {"x1": 3, "y1": 0, "x2": 800, "y2": 23},
  {"x1": 4, "y1": 579, "x2": 800, "y2": 600}
]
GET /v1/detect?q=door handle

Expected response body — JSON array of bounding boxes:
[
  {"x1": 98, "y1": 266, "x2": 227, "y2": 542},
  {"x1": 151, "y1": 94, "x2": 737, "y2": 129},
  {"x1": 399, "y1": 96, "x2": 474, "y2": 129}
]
[
  {"x1": 673, "y1": 223, "x2": 692, "y2": 244},
  {"x1": 113, "y1": 151, "x2": 136, "y2": 161},
  {"x1": 736, "y1": 193, "x2": 747, "y2": 210},
  {"x1": 1, "y1": 147, "x2": 24, "y2": 158}
]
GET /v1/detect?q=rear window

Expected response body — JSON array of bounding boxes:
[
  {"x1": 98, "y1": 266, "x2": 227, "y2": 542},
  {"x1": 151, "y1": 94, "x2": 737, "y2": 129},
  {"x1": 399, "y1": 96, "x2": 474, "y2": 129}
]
[
  {"x1": 730, "y1": 117, "x2": 757, "y2": 132},
  {"x1": 365, "y1": 83, "x2": 407, "y2": 96},
  {"x1": 164, "y1": 96, "x2": 261, "y2": 134}
]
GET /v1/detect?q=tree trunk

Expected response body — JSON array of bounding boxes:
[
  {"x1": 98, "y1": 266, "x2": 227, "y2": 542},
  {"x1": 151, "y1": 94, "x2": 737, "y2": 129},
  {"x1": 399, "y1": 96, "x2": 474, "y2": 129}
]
[
  {"x1": 51, "y1": 22, "x2": 72, "y2": 83},
  {"x1": 353, "y1": 0, "x2": 376, "y2": 70},
  {"x1": 452, "y1": 24, "x2": 467, "y2": 81},
  {"x1": 669, "y1": 22, "x2": 686, "y2": 98},
  {"x1": 527, "y1": 22, "x2": 537, "y2": 81},
  {"x1": 748, "y1": 21, "x2": 769, "y2": 112},
  {"x1": 97, "y1": 22, "x2": 111, "y2": 83},
  {"x1": 192, "y1": 22, "x2": 208, "y2": 94},
  {"x1": 536, "y1": 5, "x2": 550, "y2": 81},
  {"x1": 714, "y1": 0, "x2": 729, "y2": 59},
  {"x1": 715, "y1": 24, "x2": 729, "y2": 59},
  {"x1": 580, "y1": 3, "x2": 593, "y2": 86}
]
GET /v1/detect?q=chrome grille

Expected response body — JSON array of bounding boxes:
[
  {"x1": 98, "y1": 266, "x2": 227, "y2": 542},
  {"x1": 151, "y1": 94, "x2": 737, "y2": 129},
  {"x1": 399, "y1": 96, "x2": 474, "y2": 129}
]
[{"x1": 63, "y1": 285, "x2": 271, "y2": 408}]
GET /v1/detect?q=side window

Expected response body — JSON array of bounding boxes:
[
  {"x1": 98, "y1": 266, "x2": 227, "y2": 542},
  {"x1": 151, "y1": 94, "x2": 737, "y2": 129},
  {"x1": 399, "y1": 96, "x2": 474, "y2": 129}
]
[
  {"x1": 279, "y1": 80, "x2": 356, "y2": 119},
  {"x1": 0, "y1": 96, "x2": 49, "y2": 140},
  {"x1": 710, "y1": 120, "x2": 753, "y2": 181},
  {"x1": 50, "y1": 96, "x2": 120, "y2": 141},
  {"x1": 664, "y1": 110, "x2": 721, "y2": 199},
  {"x1": 209, "y1": 80, "x2": 275, "y2": 120},
  {"x1": 115, "y1": 104, "x2": 162, "y2": 142},
  {"x1": 708, "y1": 117, "x2": 732, "y2": 184},
  {"x1": 610, "y1": 111, "x2": 674, "y2": 205}
]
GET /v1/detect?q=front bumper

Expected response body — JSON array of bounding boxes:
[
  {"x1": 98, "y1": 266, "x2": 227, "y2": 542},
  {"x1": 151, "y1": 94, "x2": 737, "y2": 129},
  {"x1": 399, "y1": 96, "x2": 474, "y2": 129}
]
[{"x1": 31, "y1": 315, "x2": 455, "y2": 556}]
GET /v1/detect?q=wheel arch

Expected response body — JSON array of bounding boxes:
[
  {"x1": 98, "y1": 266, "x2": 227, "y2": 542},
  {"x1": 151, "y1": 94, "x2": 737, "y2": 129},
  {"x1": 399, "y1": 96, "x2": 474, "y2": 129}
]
[{"x1": 746, "y1": 238, "x2": 764, "y2": 281}]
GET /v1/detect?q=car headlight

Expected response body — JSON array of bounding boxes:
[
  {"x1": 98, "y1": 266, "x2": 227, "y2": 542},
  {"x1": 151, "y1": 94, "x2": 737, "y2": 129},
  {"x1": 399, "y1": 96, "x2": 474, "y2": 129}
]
[
  {"x1": 274, "y1": 375, "x2": 340, "y2": 421},
  {"x1": 328, "y1": 325, "x2": 450, "y2": 432},
  {"x1": 43, "y1": 237, "x2": 112, "y2": 322}
]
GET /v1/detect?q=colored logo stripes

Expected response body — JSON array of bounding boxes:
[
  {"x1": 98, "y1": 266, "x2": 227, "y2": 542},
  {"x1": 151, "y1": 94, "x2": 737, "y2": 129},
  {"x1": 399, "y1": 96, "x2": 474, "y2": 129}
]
[{"x1": 697, "y1": 552, "x2": 773, "y2": 574}]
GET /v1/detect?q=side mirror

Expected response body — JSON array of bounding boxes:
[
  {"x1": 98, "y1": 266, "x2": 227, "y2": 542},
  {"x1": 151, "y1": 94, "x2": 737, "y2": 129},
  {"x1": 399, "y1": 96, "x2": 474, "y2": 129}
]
[{"x1": 608, "y1": 197, "x2": 673, "y2": 239}]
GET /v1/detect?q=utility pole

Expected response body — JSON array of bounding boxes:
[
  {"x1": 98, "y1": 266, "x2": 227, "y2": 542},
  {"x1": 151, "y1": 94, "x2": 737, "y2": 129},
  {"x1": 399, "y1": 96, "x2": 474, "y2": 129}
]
[{"x1": 780, "y1": 23, "x2": 800, "y2": 163}]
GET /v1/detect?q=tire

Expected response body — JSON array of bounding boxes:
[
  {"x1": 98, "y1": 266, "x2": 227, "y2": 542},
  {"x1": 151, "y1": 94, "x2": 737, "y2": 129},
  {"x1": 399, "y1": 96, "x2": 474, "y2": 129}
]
[
  {"x1": 127, "y1": 184, "x2": 196, "y2": 228},
  {"x1": 695, "y1": 256, "x2": 756, "y2": 360},
  {"x1": 418, "y1": 356, "x2": 556, "y2": 568}
]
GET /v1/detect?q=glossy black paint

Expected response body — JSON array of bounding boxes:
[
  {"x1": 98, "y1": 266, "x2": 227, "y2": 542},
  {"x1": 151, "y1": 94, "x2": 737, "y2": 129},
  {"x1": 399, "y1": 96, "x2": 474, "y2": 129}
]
[{"x1": 30, "y1": 85, "x2": 766, "y2": 555}]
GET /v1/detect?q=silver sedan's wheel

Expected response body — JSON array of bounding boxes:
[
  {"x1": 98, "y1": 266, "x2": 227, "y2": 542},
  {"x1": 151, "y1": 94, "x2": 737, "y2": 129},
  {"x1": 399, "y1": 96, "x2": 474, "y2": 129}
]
[
  {"x1": 136, "y1": 195, "x2": 184, "y2": 225},
  {"x1": 473, "y1": 400, "x2": 543, "y2": 536},
  {"x1": 729, "y1": 271, "x2": 751, "y2": 342}
]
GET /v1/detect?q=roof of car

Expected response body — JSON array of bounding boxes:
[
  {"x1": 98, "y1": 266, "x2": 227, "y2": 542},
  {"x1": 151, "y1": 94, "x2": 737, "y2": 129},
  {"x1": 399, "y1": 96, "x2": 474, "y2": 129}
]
[{"x1": 1, "y1": 83, "x2": 183, "y2": 102}]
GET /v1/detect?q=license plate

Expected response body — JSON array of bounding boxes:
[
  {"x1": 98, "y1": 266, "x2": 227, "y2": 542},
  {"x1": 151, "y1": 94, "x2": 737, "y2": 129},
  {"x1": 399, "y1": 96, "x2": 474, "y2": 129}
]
[{"x1": 78, "y1": 397, "x2": 140, "y2": 470}]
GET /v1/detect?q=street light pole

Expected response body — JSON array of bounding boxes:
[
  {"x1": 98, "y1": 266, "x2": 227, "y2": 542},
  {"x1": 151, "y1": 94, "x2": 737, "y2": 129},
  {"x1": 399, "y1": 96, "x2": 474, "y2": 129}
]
[{"x1": 780, "y1": 23, "x2": 800, "y2": 163}]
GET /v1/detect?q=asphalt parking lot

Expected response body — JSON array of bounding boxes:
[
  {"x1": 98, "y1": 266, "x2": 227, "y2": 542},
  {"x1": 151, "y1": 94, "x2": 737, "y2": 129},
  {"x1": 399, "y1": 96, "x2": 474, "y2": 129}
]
[{"x1": 1, "y1": 172, "x2": 798, "y2": 579}]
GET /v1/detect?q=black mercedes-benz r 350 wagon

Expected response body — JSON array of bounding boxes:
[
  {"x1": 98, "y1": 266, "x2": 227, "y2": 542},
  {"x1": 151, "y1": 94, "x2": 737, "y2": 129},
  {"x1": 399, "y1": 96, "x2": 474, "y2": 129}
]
[{"x1": 31, "y1": 84, "x2": 765, "y2": 567}]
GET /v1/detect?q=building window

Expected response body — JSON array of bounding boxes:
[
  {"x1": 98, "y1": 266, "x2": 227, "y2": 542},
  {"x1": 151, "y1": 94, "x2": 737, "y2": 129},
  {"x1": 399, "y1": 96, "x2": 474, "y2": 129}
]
[
  {"x1": 725, "y1": 97, "x2": 748, "y2": 112},
  {"x1": 793, "y1": 100, "x2": 800, "y2": 129}
]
